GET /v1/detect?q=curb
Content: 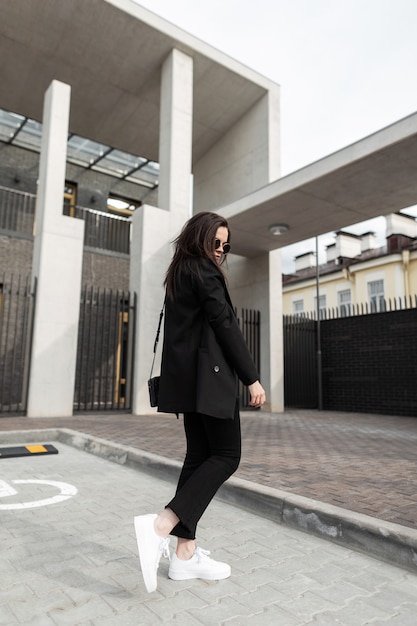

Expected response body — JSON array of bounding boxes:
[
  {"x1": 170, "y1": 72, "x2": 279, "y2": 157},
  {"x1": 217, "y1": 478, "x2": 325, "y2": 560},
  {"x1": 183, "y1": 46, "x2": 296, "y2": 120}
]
[{"x1": 2, "y1": 427, "x2": 417, "y2": 574}]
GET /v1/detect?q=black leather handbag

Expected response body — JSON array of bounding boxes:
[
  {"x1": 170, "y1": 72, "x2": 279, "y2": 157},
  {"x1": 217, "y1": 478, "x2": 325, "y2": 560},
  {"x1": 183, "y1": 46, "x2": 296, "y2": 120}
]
[
  {"x1": 148, "y1": 375, "x2": 160, "y2": 408},
  {"x1": 148, "y1": 301, "x2": 165, "y2": 408}
]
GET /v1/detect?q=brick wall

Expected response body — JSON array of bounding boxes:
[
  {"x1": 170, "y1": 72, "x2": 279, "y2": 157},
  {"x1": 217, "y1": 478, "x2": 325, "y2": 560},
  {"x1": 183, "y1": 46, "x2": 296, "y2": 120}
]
[
  {"x1": 82, "y1": 250, "x2": 129, "y2": 291},
  {"x1": 0, "y1": 234, "x2": 129, "y2": 291},
  {"x1": 321, "y1": 309, "x2": 417, "y2": 416},
  {"x1": 0, "y1": 234, "x2": 33, "y2": 278},
  {"x1": 0, "y1": 145, "x2": 38, "y2": 194}
]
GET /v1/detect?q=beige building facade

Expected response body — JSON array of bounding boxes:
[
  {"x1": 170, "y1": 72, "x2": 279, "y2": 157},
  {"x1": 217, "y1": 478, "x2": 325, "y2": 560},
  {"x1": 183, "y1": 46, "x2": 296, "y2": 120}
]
[{"x1": 283, "y1": 213, "x2": 417, "y2": 317}]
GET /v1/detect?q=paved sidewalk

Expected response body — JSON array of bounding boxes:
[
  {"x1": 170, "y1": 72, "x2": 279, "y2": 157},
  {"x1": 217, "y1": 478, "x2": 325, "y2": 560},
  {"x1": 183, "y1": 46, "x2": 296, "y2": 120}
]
[
  {"x1": 1, "y1": 409, "x2": 417, "y2": 529},
  {"x1": 1, "y1": 442, "x2": 417, "y2": 625}
]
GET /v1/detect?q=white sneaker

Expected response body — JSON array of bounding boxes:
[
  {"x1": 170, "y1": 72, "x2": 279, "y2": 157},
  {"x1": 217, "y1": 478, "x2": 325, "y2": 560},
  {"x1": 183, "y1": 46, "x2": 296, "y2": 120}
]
[
  {"x1": 168, "y1": 547, "x2": 231, "y2": 581},
  {"x1": 134, "y1": 514, "x2": 170, "y2": 593}
]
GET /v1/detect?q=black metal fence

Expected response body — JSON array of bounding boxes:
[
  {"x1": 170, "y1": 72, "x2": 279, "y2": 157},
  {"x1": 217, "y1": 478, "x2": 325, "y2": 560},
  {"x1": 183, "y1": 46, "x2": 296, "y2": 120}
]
[
  {"x1": 74, "y1": 286, "x2": 136, "y2": 412},
  {"x1": 237, "y1": 308, "x2": 261, "y2": 408},
  {"x1": 283, "y1": 314, "x2": 317, "y2": 408},
  {"x1": 293, "y1": 295, "x2": 417, "y2": 320},
  {"x1": 283, "y1": 296, "x2": 417, "y2": 415},
  {"x1": 0, "y1": 274, "x2": 35, "y2": 414},
  {"x1": 0, "y1": 185, "x2": 131, "y2": 254}
]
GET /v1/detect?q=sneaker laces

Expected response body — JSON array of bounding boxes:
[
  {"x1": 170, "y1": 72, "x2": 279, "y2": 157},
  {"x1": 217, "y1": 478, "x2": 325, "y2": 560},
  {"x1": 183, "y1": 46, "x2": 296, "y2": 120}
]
[
  {"x1": 158, "y1": 537, "x2": 171, "y2": 564},
  {"x1": 194, "y1": 547, "x2": 211, "y2": 562}
]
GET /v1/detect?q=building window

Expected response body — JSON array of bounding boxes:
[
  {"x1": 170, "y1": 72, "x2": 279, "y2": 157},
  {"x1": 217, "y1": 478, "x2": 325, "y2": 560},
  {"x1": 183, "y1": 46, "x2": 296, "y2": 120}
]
[
  {"x1": 338, "y1": 289, "x2": 351, "y2": 316},
  {"x1": 63, "y1": 182, "x2": 77, "y2": 217},
  {"x1": 314, "y1": 294, "x2": 327, "y2": 319},
  {"x1": 368, "y1": 279, "x2": 385, "y2": 312},
  {"x1": 292, "y1": 299, "x2": 304, "y2": 315}
]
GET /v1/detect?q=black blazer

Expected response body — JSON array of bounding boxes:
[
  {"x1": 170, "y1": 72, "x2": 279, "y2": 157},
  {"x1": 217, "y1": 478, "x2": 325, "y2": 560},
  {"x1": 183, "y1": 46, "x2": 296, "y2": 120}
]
[{"x1": 158, "y1": 258, "x2": 259, "y2": 419}]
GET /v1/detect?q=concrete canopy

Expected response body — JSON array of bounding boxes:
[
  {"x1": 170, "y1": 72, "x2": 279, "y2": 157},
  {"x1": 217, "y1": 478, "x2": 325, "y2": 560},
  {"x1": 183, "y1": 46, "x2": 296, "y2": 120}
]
[
  {"x1": 220, "y1": 112, "x2": 417, "y2": 257},
  {"x1": 1, "y1": 0, "x2": 416, "y2": 258},
  {"x1": 0, "y1": 0, "x2": 271, "y2": 164}
]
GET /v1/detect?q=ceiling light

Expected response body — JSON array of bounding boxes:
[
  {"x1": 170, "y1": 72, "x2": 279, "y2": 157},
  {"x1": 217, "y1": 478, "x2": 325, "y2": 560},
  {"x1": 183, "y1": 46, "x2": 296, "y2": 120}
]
[{"x1": 268, "y1": 223, "x2": 289, "y2": 236}]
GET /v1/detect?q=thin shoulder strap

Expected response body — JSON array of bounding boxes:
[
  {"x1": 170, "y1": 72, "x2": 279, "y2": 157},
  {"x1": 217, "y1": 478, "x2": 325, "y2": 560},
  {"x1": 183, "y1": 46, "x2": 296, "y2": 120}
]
[{"x1": 149, "y1": 297, "x2": 166, "y2": 378}]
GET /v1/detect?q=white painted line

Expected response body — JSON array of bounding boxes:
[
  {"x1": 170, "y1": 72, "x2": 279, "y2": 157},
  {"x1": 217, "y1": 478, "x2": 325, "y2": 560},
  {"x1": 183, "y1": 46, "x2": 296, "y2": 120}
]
[
  {"x1": 0, "y1": 479, "x2": 77, "y2": 510},
  {"x1": 0, "y1": 479, "x2": 18, "y2": 498}
]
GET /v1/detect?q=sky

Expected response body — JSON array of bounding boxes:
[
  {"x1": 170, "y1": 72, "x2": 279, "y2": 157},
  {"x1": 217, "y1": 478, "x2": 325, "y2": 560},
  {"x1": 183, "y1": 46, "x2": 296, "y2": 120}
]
[{"x1": 135, "y1": 0, "x2": 417, "y2": 271}]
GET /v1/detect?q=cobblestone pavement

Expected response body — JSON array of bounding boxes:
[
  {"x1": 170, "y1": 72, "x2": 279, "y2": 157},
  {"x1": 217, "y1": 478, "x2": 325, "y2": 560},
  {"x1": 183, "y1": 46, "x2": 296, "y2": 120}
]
[
  {"x1": 1, "y1": 409, "x2": 417, "y2": 529},
  {"x1": 1, "y1": 443, "x2": 417, "y2": 625}
]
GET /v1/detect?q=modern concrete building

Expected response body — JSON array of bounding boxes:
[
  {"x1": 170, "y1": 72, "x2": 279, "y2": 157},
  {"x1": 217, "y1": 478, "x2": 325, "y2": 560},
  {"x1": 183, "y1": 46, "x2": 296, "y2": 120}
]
[{"x1": 1, "y1": 0, "x2": 417, "y2": 417}]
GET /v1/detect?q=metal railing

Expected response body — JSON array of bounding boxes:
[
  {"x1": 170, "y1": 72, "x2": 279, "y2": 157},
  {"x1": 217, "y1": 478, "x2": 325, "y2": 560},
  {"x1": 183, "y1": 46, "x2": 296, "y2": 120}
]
[
  {"x1": 63, "y1": 205, "x2": 130, "y2": 254},
  {"x1": 237, "y1": 308, "x2": 260, "y2": 408},
  {"x1": 0, "y1": 274, "x2": 35, "y2": 414},
  {"x1": 0, "y1": 185, "x2": 131, "y2": 254},
  {"x1": 0, "y1": 186, "x2": 36, "y2": 236},
  {"x1": 290, "y1": 294, "x2": 417, "y2": 320},
  {"x1": 283, "y1": 314, "x2": 317, "y2": 409},
  {"x1": 73, "y1": 286, "x2": 136, "y2": 412}
]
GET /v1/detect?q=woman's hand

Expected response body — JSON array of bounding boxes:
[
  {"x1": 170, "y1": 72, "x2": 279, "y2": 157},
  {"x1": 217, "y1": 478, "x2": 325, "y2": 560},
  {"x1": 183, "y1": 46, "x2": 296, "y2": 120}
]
[{"x1": 248, "y1": 380, "x2": 266, "y2": 408}]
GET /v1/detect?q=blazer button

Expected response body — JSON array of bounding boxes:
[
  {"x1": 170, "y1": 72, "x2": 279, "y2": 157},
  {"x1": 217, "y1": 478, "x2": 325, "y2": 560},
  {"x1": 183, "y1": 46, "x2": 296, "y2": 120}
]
[{"x1": 213, "y1": 366, "x2": 220, "y2": 373}]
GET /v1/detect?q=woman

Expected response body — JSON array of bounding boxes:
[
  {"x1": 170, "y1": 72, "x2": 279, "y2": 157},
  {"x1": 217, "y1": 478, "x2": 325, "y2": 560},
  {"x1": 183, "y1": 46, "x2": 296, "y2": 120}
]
[{"x1": 134, "y1": 212, "x2": 266, "y2": 593}]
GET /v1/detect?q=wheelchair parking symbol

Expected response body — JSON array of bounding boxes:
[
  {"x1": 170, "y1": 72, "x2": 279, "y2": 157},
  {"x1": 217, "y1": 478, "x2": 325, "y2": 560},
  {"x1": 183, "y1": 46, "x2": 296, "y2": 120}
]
[{"x1": 0, "y1": 479, "x2": 77, "y2": 510}]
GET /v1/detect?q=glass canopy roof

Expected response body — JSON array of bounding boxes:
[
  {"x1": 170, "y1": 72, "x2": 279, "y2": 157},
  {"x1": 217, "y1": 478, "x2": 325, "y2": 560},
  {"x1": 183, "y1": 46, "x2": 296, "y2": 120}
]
[{"x1": 0, "y1": 108, "x2": 159, "y2": 192}]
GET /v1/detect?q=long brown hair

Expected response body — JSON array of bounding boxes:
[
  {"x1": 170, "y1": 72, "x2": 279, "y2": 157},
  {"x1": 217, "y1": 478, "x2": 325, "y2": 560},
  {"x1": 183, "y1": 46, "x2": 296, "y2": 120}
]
[{"x1": 164, "y1": 212, "x2": 230, "y2": 299}]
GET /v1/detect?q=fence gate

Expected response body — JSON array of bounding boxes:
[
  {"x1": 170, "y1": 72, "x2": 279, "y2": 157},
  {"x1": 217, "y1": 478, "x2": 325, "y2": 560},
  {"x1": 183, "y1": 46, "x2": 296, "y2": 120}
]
[
  {"x1": 74, "y1": 286, "x2": 135, "y2": 412},
  {"x1": 0, "y1": 274, "x2": 35, "y2": 414},
  {"x1": 237, "y1": 308, "x2": 260, "y2": 408},
  {"x1": 283, "y1": 314, "x2": 317, "y2": 408}
]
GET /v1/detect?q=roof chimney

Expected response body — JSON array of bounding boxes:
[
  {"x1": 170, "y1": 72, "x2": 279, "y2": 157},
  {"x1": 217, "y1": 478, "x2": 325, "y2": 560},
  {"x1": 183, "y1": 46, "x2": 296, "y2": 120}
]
[
  {"x1": 360, "y1": 232, "x2": 376, "y2": 252},
  {"x1": 386, "y1": 213, "x2": 417, "y2": 238},
  {"x1": 326, "y1": 243, "x2": 336, "y2": 263},
  {"x1": 385, "y1": 213, "x2": 417, "y2": 253},
  {"x1": 334, "y1": 231, "x2": 361, "y2": 259},
  {"x1": 294, "y1": 251, "x2": 316, "y2": 271}
]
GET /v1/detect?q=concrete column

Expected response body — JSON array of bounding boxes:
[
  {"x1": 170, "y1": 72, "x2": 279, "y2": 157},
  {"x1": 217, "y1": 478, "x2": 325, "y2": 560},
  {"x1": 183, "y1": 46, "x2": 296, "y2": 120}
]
[
  {"x1": 130, "y1": 205, "x2": 171, "y2": 415},
  {"x1": 158, "y1": 48, "x2": 193, "y2": 223},
  {"x1": 265, "y1": 85, "x2": 281, "y2": 183},
  {"x1": 130, "y1": 48, "x2": 193, "y2": 414},
  {"x1": 27, "y1": 80, "x2": 84, "y2": 417},
  {"x1": 268, "y1": 248, "x2": 284, "y2": 412}
]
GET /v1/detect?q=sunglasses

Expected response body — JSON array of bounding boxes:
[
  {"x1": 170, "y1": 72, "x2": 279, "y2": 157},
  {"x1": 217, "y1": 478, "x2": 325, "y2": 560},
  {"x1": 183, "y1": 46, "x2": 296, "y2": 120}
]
[{"x1": 214, "y1": 239, "x2": 231, "y2": 254}]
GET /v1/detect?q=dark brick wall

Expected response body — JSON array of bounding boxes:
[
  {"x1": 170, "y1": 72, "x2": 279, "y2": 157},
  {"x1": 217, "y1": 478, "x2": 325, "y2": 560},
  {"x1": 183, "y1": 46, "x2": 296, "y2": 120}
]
[
  {"x1": 321, "y1": 309, "x2": 417, "y2": 416},
  {"x1": 0, "y1": 144, "x2": 38, "y2": 193},
  {"x1": 0, "y1": 234, "x2": 129, "y2": 291},
  {"x1": 0, "y1": 234, "x2": 33, "y2": 278},
  {"x1": 82, "y1": 250, "x2": 129, "y2": 291}
]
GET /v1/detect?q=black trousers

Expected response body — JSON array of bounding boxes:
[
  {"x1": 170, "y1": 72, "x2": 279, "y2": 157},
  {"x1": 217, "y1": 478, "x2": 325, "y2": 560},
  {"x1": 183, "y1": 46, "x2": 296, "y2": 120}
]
[{"x1": 167, "y1": 404, "x2": 241, "y2": 540}]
